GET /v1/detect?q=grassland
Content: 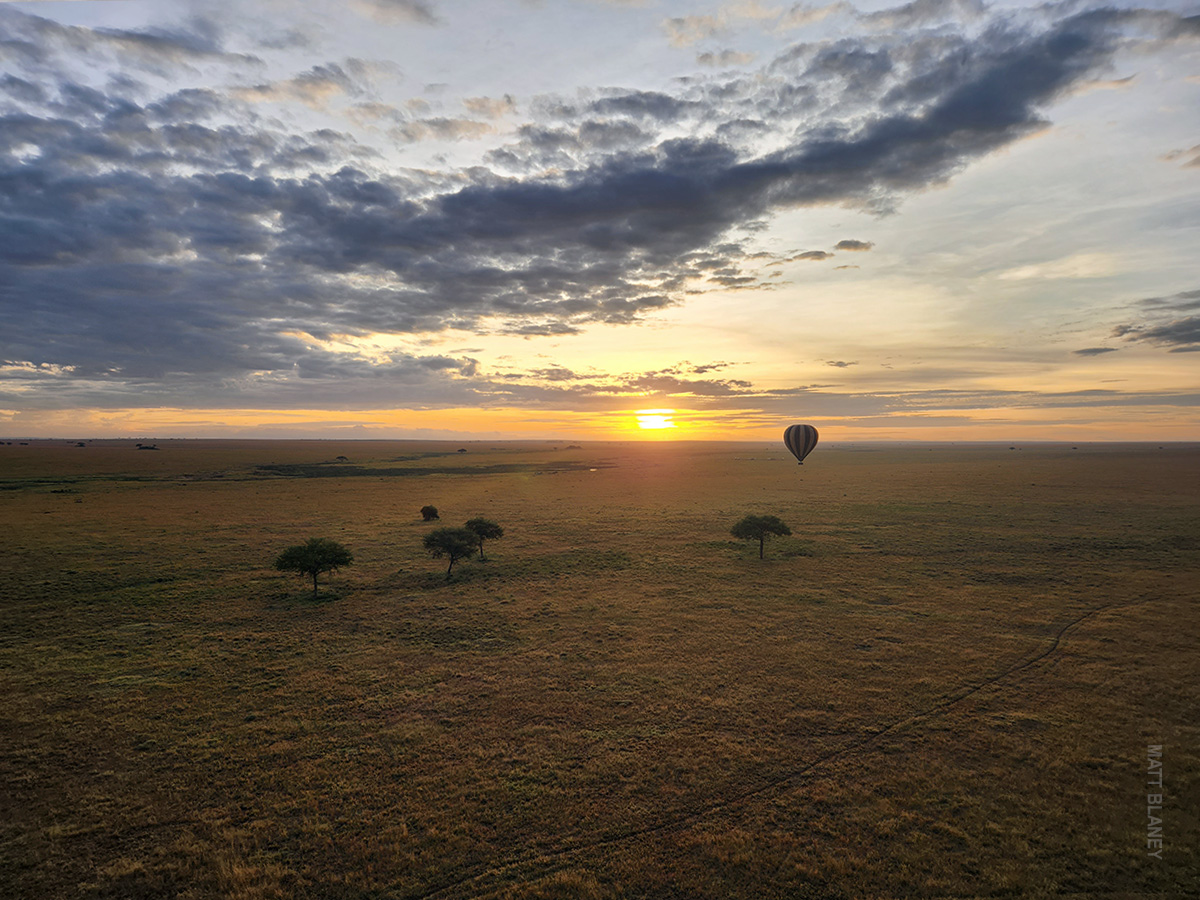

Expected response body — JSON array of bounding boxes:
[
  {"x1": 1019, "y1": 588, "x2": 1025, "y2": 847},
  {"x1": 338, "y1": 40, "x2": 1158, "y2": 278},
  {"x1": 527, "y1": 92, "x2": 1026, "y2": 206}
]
[{"x1": 1, "y1": 438, "x2": 1197, "y2": 899}]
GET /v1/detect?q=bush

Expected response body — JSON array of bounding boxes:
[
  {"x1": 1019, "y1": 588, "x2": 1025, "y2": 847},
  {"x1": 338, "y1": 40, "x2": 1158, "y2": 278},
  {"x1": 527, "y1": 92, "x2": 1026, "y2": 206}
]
[{"x1": 420, "y1": 505, "x2": 440, "y2": 521}]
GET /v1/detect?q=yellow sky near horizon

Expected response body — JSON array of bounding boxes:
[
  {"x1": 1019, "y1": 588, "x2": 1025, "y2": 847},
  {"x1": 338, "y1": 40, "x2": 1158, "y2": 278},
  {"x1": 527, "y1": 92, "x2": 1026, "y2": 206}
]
[{"x1": 4, "y1": 402, "x2": 1198, "y2": 443}]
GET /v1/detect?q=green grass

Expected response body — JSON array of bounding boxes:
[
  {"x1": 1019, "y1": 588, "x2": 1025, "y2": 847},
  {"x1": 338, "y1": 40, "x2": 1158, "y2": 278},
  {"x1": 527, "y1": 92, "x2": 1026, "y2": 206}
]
[{"x1": 0, "y1": 439, "x2": 1197, "y2": 898}]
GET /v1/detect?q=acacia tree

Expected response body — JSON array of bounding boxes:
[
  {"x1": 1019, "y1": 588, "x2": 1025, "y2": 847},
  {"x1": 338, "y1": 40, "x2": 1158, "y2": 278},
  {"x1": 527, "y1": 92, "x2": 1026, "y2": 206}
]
[
  {"x1": 423, "y1": 527, "x2": 477, "y2": 581},
  {"x1": 274, "y1": 537, "x2": 353, "y2": 597},
  {"x1": 731, "y1": 515, "x2": 792, "y2": 559},
  {"x1": 464, "y1": 518, "x2": 504, "y2": 561}
]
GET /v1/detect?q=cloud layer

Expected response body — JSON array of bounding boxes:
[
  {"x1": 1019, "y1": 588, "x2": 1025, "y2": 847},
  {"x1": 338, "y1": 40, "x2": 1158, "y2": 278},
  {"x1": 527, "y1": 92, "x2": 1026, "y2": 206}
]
[{"x1": 2, "y1": 1, "x2": 1198, "y2": 415}]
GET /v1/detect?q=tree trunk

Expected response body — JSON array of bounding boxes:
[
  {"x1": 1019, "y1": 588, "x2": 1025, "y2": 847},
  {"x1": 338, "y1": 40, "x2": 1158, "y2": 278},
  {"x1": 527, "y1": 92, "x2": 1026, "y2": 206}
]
[
  {"x1": 446, "y1": 557, "x2": 454, "y2": 581},
  {"x1": 312, "y1": 571, "x2": 319, "y2": 597},
  {"x1": 759, "y1": 536, "x2": 764, "y2": 559}
]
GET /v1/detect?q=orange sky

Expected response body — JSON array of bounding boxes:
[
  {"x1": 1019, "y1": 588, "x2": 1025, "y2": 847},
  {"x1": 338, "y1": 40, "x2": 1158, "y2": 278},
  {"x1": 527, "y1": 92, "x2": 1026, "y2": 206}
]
[{"x1": 5, "y1": 402, "x2": 1198, "y2": 443}]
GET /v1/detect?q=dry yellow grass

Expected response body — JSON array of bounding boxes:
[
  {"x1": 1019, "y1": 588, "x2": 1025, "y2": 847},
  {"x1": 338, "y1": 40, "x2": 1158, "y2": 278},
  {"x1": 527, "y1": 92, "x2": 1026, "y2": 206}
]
[{"x1": 1, "y1": 438, "x2": 1197, "y2": 898}]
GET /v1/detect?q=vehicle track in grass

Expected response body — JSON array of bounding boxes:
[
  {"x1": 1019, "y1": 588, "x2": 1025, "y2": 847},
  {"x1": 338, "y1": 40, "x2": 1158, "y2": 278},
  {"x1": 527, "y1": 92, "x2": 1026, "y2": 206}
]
[{"x1": 410, "y1": 594, "x2": 1150, "y2": 899}]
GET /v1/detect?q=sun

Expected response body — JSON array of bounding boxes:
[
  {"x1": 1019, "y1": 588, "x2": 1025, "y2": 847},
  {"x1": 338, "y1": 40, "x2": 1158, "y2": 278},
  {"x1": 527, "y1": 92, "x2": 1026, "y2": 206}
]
[{"x1": 635, "y1": 408, "x2": 676, "y2": 430}]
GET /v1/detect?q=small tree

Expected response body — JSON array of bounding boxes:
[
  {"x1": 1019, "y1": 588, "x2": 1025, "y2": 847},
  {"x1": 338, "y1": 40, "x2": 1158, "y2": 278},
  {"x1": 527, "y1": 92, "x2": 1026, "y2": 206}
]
[
  {"x1": 420, "y1": 505, "x2": 440, "y2": 521},
  {"x1": 423, "y1": 527, "x2": 477, "y2": 581},
  {"x1": 274, "y1": 537, "x2": 353, "y2": 597},
  {"x1": 464, "y1": 517, "x2": 504, "y2": 561},
  {"x1": 731, "y1": 515, "x2": 792, "y2": 559}
]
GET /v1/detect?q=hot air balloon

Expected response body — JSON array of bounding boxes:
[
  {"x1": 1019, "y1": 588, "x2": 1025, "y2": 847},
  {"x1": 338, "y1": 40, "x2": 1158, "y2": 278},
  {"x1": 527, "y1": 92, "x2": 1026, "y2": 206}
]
[{"x1": 783, "y1": 424, "x2": 819, "y2": 465}]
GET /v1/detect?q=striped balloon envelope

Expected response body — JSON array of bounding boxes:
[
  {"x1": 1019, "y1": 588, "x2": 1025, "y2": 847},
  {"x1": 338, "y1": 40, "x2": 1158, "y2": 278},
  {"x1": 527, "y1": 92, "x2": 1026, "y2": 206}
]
[{"x1": 783, "y1": 424, "x2": 819, "y2": 465}]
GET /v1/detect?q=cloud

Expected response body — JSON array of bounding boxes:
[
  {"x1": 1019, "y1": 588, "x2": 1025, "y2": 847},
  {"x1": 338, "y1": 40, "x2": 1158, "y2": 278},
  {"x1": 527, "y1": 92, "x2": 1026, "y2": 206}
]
[
  {"x1": 998, "y1": 252, "x2": 1118, "y2": 281},
  {"x1": 1073, "y1": 347, "x2": 1118, "y2": 356},
  {"x1": 728, "y1": 1, "x2": 782, "y2": 21},
  {"x1": 1162, "y1": 144, "x2": 1200, "y2": 167},
  {"x1": 0, "y1": 6, "x2": 259, "y2": 74},
  {"x1": 590, "y1": 89, "x2": 702, "y2": 122},
  {"x1": 826, "y1": 360, "x2": 858, "y2": 367},
  {"x1": 862, "y1": 0, "x2": 987, "y2": 31},
  {"x1": 3, "y1": 2, "x2": 1198, "y2": 410},
  {"x1": 391, "y1": 116, "x2": 493, "y2": 142},
  {"x1": 666, "y1": 1, "x2": 811, "y2": 47},
  {"x1": 526, "y1": 366, "x2": 586, "y2": 382},
  {"x1": 1112, "y1": 288, "x2": 1200, "y2": 351},
  {"x1": 663, "y1": 15, "x2": 725, "y2": 47},
  {"x1": 1115, "y1": 318, "x2": 1200, "y2": 350},
  {"x1": 1139, "y1": 288, "x2": 1200, "y2": 311},
  {"x1": 697, "y1": 49, "x2": 756, "y2": 67},
  {"x1": 690, "y1": 361, "x2": 736, "y2": 374},
  {"x1": 234, "y1": 63, "x2": 364, "y2": 109},
  {"x1": 350, "y1": 0, "x2": 439, "y2": 26},
  {"x1": 835, "y1": 239, "x2": 874, "y2": 251},
  {"x1": 463, "y1": 95, "x2": 517, "y2": 119},
  {"x1": 778, "y1": 3, "x2": 854, "y2": 31}
]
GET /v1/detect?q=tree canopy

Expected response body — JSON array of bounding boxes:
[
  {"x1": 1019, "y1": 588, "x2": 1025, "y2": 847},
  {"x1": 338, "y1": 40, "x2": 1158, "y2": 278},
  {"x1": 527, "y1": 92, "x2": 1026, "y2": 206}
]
[
  {"x1": 464, "y1": 517, "x2": 504, "y2": 560},
  {"x1": 731, "y1": 515, "x2": 792, "y2": 559},
  {"x1": 423, "y1": 527, "x2": 478, "y2": 581},
  {"x1": 274, "y1": 537, "x2": 353, "y2": 597}
]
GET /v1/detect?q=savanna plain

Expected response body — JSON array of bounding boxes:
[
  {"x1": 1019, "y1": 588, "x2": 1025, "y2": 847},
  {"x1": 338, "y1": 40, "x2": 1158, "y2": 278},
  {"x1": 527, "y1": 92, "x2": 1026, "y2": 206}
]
[{"x1": 1, "y1": 438, "x2": 1197, "y2": 900}]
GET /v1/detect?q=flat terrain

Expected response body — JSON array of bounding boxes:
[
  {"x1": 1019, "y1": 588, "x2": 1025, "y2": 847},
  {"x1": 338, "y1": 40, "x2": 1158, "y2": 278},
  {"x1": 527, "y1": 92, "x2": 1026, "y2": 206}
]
[{"x1": 1, "y1": 439, "x2": 1197, "y2": 899}]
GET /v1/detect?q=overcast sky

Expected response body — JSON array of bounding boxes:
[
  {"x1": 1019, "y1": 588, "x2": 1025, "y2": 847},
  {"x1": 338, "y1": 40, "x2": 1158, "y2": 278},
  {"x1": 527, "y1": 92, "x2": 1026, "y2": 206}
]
[{"x1": 2, "y1": 0, "x2": 1198, "y2": 440}]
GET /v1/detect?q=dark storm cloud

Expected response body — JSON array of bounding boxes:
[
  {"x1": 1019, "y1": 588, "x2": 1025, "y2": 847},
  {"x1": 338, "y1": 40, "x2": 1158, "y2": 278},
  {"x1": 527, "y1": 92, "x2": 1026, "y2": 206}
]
[{"x1": 3, "y1": 2, "x2": 1197, "y2": 408}]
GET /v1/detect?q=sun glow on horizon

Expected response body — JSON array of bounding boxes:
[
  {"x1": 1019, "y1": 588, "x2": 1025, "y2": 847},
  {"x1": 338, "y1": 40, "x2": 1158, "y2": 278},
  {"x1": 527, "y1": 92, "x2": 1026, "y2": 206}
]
[{"x1": 635, "y1": 408, "x2": 677, "y2": 430}]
